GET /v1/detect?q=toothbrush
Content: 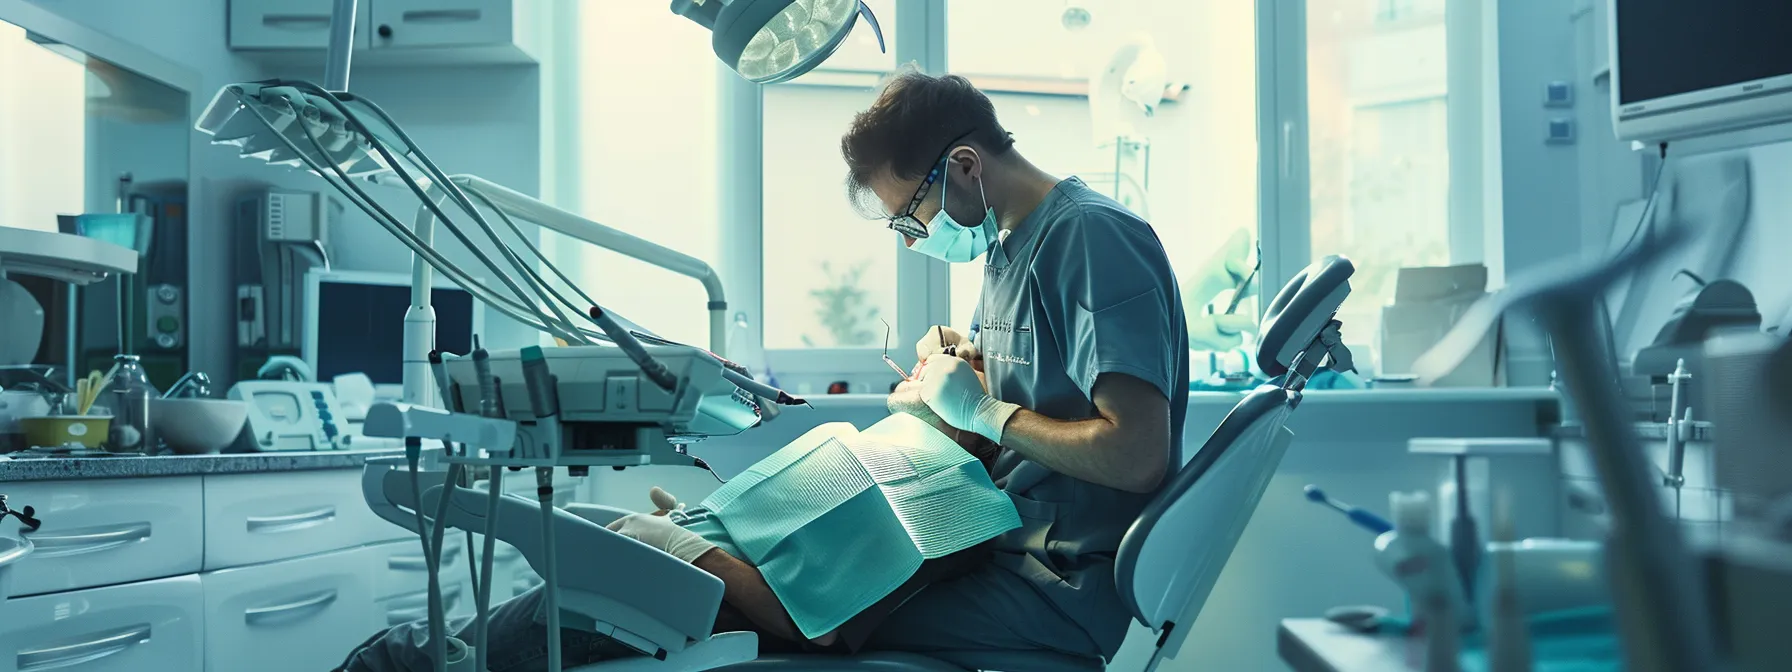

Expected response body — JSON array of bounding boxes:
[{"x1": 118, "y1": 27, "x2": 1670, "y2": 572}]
[{"x1": 1304, "y1": 484, "x2": 1395, "y2": 535}]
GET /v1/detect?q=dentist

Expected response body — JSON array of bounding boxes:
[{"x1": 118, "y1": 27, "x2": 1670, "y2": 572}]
[{"x1": 841, "y1": 68, "x2": 1191, "y2": 665}]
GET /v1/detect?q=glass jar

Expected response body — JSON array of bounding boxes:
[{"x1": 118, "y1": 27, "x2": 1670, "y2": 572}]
[{"x1": 105, "y1": 355, "x2": 159, "y2": 453}]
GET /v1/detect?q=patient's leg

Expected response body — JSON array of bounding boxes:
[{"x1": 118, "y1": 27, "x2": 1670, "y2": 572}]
[
  {"x1": 338, "y1": 586, "x2": 640, "y2": 672},
  {"x1": 859, "y1": 565, "x2": 1102, "y2": 667}
]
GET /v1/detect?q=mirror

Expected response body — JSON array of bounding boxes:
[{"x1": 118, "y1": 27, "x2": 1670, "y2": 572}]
[{"x1": 0, "y1": 5, "x2": 194, "y2": 390}]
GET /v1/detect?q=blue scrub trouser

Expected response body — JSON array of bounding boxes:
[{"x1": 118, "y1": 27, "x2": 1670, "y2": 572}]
[
  {"x1": 338, "y1": 566, "x2": 1099, "y2": 671},
  {"x1": 858, "y1": 564, "x2": 1103, "y2": 668}
]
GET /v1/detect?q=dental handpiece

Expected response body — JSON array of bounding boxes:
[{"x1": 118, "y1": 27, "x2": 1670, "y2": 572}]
[
  {"x1": 428, "y1": 350, "x2": 459, "y2": 412},
  {"x1": 471, "y1": 337, "x2": 498, "y2": 419},
  {"x1": 1303, "y1": 485, "x2": 1395, "y2": 535},
  {"x1": 520, "y1": 346, "x2": 558, "y2": 419}
]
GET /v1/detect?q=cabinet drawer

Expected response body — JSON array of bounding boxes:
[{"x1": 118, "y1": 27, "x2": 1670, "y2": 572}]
[
  {"x1": 369, "y1": 535, "x2": 467, "y2": 600},
  {"x1": 370, "y1": 0, "x2": 511, "y2": 49},
  {"x1": 202, "y1": 547, "x2": 376, "y2": 672},
  {"x1": 0, "y1": 575, "x2": 203, "y2": 672},
  {"x1": 376, "y1": 577, "x2": 473, "y2": 627},
  {"x1": 230, "y1": 0, "x2": 372, "y2": 50},
  {"x1": 204, "y1": 470, "x2": 404, "y2": 570},
  {"x1": 4, "y1": 478, "x2": 203, "y2": 597}
]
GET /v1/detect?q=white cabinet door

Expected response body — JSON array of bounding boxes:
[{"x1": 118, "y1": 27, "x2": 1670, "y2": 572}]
[
  {"x1": 369, "y1": 0, "x2": 511, "y2": 49},
  {"x1": 0, "y1": 575, "x2": 203, "y2": 672},
  {"x1": 203, "y1": 470, "x2": 404, "y2": 570},
  {"x1": 202, "y1": 547, "x2": 377, "y2": 672},
  {"x1": 230, "y1": 0, "x2": 373, "y2": 50},
  {"x1": 3, "y1": 478, "x2": 204, "y2": 597}
]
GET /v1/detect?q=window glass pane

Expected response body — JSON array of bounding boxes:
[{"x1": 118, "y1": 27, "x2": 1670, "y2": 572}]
[
  {"x1": 1307, "y1": 0, "x2": 1452, "y2": 373},
  {"x1": 763, "y1": 84, "x2": 896, "y2": 348},
  {"x1": 0, "y1": 23, "x2": 85, "y2": 232},
  {"x1": 553, "y1": 3, "x2": 719, "y2": 348},
  {"x1": 946, "y1": 1, "x2": 1259, "y2": 374}
]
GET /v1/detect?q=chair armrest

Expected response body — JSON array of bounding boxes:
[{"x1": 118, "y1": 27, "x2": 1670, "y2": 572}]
[{"x1": 565, "y1": 503, "x2": 633, "y2": 527}]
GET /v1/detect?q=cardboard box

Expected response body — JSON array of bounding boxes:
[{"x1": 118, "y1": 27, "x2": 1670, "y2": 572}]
[{"x1": 1378, "y1": 264, "x2": 1504, "y2": 387}]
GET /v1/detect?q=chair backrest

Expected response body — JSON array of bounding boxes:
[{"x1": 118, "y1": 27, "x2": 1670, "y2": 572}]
[
  {"x1": 1109, "y1": 254, "x2": 1356, "y2": 665},
  {"x1": 1112, "y1": 385, "x2": 1295, "y2": 662}
]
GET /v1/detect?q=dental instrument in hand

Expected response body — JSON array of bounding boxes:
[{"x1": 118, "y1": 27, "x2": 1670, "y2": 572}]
[
  {"x1": 883, "y1": 320, "x2": 916, "y2": 381},
  {"x1": 1304, "y1": 484, "x2": 1395, "y2": 534}
]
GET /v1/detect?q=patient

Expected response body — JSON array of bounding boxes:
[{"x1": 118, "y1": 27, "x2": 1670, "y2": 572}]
[{"x1": 338, "y1": 379, "x2": 1000, "y2": 672}]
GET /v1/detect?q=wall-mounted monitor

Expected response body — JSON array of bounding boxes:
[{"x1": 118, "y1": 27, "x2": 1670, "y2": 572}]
[
  {"x1": 302, "y1": 269, "x2": 482, "y2": 387},
  {"x1": 1611, "y1": 0, "x2": 1792, "y2": 144}
]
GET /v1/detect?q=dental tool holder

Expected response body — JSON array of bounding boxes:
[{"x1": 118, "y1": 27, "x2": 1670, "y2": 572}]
[{"x1": 434, "y1": 346, "x2": 761, "y2": 468}]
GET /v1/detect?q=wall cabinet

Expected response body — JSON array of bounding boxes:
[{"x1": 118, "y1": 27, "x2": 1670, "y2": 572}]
[{"x1": 229, "y1": 0, "x2": 542, "y2": 66}]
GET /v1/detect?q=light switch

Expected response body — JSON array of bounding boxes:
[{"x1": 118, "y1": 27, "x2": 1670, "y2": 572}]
[
  {"x1": 1547, "y1": 118, "x2": 1576, "y2": 145},
  {"x1": 1545, "y1": 81, "x2": 1574, "y2": 108}
]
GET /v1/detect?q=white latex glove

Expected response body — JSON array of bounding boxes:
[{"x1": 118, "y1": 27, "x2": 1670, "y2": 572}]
[
  {"x1": 647, "y1": 486, "x2": 682, "y2": 514},
  {"x1": 1186, "y1": 228, "x2": 1258, "y2": 308},
  {"x1": 1190, "y1": 313, "x2": 1260, "y2": 351},
  {"x1": 915, "y1": 354, "x2": 1019, "y2": 444},
  {"x1": 607, "y1": 510, "x2": 714, "y2": 564}
]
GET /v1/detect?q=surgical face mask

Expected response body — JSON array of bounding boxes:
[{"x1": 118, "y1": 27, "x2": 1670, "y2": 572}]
[{"x1": 908, "y1": 175, "x2": 998, "y2": 264}]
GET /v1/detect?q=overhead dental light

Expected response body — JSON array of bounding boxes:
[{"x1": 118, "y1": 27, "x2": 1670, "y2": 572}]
[{"x1": 671, "y1": 0, "x2": 886, "y2": 84}]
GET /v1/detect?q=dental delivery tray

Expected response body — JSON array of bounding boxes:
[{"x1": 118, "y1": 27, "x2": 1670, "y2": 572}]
[{"x1": 439, "y1": 345, "x2": 761, "y2": 457}]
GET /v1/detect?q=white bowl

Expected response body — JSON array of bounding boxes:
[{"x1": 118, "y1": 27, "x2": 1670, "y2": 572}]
[{"x1": 152, "y1": 398, "x2": 248, "y2": 454}]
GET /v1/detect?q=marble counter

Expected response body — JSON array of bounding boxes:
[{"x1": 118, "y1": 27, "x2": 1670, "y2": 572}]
[{"x1": 0, "y1": 449, "x2": 404, "y2": 482}]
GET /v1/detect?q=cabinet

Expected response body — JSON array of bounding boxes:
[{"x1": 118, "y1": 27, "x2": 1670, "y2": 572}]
[
  {"x1": 229, "y1": 0, "x2": 542, "y2": 66},
  {"x1": 1, "y1": 477, "x2": 204, "y2": 597},
  {"x1": 201, "y1": 547, "x2": 378, "y2": 672},
  {"x1": 0, "y1": 575, "x2": 205, "y2": 672},
  {"x1": 203, "y1": 469, "x2": 404, "y2": 570}
]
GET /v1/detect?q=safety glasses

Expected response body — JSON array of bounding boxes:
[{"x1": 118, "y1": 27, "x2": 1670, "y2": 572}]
[{"x1": 886, "y1": 130, "x2": 975, "y2": 240}]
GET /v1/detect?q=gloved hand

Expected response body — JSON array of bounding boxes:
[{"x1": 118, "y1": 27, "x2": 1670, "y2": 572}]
[
  {"x1": 915, "y1": 326, "x2": 982, "y2": 373},
  {"x1": 647, "y1": 486, "x2": 682, "y2": 515},
  {"x1": 1185, "y1": 228, "x2": 1259, "y2": 312},
  {"x1": 915, "y1": 354, "x2": 1019, "y2": 444},
  {"x1": 1190, "y1": 312, "x2": 1260, "y2": 351},
  {"x1": 607, "y1": 507, "x2": 715, "y2": 564}
]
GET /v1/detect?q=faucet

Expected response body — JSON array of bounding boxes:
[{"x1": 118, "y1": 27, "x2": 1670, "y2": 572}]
[
  {"x1": 162, "y1": 372, "x2": 213, "y2": 399},
  {"x1": 0, "y1": 495, "x2": 41, "y2": 532}
]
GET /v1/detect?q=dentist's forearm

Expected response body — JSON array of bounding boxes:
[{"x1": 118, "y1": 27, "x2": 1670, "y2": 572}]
[
  {"x1": 990, "y1": 373, "x2": 1172, "y2": 493},
  {"x1": 998, "y1": 411, "x2": 1166, "y2": 493}
]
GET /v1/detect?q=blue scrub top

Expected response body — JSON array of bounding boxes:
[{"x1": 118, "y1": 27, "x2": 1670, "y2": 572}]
[{"x1": 967, "y1": 177, "x2": 1191, "y2": 658}]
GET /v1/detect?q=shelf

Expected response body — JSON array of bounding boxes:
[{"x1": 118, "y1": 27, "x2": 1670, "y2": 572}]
[{"x1": 0, "y1": 227, "x2": 139, "y2": 285}]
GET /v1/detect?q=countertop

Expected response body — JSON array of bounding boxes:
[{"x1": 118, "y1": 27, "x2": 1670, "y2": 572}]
[{"x1": 0, "y1": 448, "x2": 404, "y2": 482}]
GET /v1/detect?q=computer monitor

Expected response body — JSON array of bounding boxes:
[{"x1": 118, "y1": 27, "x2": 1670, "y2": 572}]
[
  {"x1": 1611, "y1": 0, "x2": 1792, "y2": 143},
  {"x1": 302, "y1": 270, "x2": 482, "y2": 386}
]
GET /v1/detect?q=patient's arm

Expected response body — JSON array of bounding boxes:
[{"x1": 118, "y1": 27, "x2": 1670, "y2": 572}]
[{"x1": 692, "y1": 548, "x2": 839, "y2": 646}]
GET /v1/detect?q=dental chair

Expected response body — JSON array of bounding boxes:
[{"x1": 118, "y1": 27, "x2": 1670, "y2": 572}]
[
  {"x1": 716, "y1": 255, "x2": 1360, "y2": 672},
  {"x1": 363, "y1": 256, "x2": 1355, "y2": 672}
]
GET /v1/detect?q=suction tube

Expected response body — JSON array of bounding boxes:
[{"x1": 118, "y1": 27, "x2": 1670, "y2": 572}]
[{"x1": 588, "y1": 306, "x2": 679, "y2": 391}]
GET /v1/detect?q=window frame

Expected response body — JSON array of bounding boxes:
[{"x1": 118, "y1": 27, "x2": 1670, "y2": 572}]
[{"x1": 679, "y1": 0, "x2": 1488, "y2": 387}]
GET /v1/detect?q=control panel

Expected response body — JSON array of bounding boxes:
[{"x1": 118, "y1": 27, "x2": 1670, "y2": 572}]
[
  {"x1": 146, "y1": 284, "x2": 185, "y2": 349},
  {"x1": 227, "y1": 381, "x2": 346, "y2": 451}
]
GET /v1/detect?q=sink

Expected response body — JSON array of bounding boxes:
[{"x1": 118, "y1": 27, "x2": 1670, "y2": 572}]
[{"x1": 0, "y1": 534, "x2": 33, "y2": 598}]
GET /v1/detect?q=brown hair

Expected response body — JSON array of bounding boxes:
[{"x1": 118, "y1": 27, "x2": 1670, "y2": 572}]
[{"x1": 841, "y1": 66, "x2": 1015, "y2": 217}]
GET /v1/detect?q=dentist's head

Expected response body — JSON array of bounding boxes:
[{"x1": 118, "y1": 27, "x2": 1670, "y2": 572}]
[{"x1": 842, "y1": 67, "x2": 1051, "y2": 265}]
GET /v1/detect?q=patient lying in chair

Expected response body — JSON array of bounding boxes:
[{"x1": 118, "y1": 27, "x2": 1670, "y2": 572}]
[{"x1": 339, "y1": 379, "x2": 1010, "y2": 672}]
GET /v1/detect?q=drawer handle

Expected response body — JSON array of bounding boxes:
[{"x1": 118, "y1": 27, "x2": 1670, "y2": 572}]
[
  {"x1": 245, "y1": 506, "x2": 336, "y2": 534},
  {"x1": 389, "y1": 540, "x2": 464, "y2": 571},
  {"x1": 401, "y1": 9, "x2": 481, "y2": 24},
  {"x1": 28, "y1": 523, "x2": 151, "y2": 558},
  {"x1": 262, "y1": 14, "x2": 331, "y2": 31},
  {"x1": 17, "y1": 624, "x2": 151, "y2": 671},
  {"x1": 245, "y1": 589, "x2": 339, "y2": 626}
]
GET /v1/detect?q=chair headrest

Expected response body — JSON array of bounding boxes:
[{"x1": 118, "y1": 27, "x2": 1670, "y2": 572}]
[
  {"x1": 1257, "y1": 255, "x2": 1355, "y2": 377},
  {"x1": 1114, "y1": 385, "x2": 1296, "y2": 634}
]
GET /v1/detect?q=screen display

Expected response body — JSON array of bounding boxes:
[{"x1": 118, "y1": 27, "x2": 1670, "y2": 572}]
[
  {"x1": 315, "y1": 281, "x2": 475, "y2": 385},
  {"x1": 1616, "y1": 0, "x2": 1792, "y2": 105}
]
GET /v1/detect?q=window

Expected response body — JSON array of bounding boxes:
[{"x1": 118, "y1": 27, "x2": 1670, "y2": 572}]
[
  {"x1": 1306, "y1": 0, "x2": 1455, "y2": 372},
  {"x1": 0, "y1": 22, "x2": 85, "y2": 233},
  {"x1": 550, "y1": 2, "x2": 720, "y2": 348},
  {"x1": 761, "y1": 0, "x2": 898, "y2": 349},
  {"x1": 946, "y1": 1, "x2": 1260, "y2": 362}
]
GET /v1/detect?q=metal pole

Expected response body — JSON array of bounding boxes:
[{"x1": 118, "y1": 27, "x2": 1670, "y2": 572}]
[{"x1": 324, "y1": 0, "x2": 358, "y2": 91}]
